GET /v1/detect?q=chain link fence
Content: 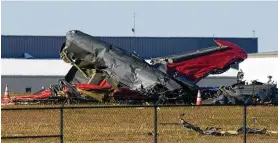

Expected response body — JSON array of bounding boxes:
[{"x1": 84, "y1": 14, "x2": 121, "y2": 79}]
[
  {"x1": 1, "y1": 106, "x2": 61, "y2": 143},
  {"x1": 63, "y1": 107, "x2": 154, "y2": 143},
  {"x1": 158, "y1": 106, "x2": 243, "y2": 143},
  {"x1": 246, "y1": 106, "x2": 278, "y2": 143},
  {"x1": 2, "y1": 105, "x2": 278, "y2": 143}
]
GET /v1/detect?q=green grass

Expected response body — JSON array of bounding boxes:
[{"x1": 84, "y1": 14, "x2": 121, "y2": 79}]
[{"x1": 2, "y1": 105, "x2": 278, "y2": 143}]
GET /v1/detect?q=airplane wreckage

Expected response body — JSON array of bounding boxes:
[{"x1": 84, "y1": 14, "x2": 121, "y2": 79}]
[
  {"x1": 201, "y1": 73, "x2": 278, "y2": 105},
  {"x1": 3, "y1": 30, "x2": 277, "y2": 105}
]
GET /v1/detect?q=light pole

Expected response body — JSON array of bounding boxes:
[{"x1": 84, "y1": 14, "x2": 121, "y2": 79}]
[{"x1": 132, "y1": 13, "x2": 136, "y2": 37}]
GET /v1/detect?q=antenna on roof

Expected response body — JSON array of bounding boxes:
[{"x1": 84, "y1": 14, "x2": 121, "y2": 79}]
[
  {"x1": 132, "y1": 12, "x2": 136, "y2": 37},
  {"x1": 252, "y1": 30, "x2": 256, "y2": 38}
]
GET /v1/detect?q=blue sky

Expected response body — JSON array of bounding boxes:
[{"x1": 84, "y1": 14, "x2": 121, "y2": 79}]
[{"x1": 1, "y1": 1, "x2": 278, "y2": 52}]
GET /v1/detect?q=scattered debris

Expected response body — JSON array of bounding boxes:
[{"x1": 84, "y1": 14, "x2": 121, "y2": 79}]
[
  {"x1": 178, "y1": 114, "x2": 277, "y2": 136},
  {"x1": 201, "y1": 72, "x2": 278, "y2": 105},
  {"x1": 143, "y1": 131, "x2": 159, "y2": 136}
]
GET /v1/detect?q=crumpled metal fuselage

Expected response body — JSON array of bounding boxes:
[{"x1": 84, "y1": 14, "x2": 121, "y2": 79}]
[{"x1": 61, "y1": 30, "x2": 186, "y2": 92}]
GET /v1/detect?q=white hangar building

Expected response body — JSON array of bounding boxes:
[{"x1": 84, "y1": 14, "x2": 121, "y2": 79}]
[
  {"x1": 1, "y1": 59, "x2": 72, "y2": 93},
  {"x1": 1, "y1": 58, "x2": 240, "y2": 94},
  {"x1": 239, "y1": 51, "x2": 278, "y2": 87},
  {"x1": 2, "y1": 51, "x2": 277, "y2": 93}
]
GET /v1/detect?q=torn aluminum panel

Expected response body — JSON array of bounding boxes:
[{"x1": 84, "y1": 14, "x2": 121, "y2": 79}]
[{"x1": 61, "y1": 30, "x2": 186, "y2": 92}]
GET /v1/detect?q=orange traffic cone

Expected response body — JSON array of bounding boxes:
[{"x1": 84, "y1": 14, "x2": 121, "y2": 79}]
[
  {"x1": 1, "y1": 84, "x2": 15, "y2": 105},
  {"x1": 196, "y1": 90, "x2": 202, "y2": 105},
  {"x1": 3, "y1": 84, "x2": 10, "y2": 99}
]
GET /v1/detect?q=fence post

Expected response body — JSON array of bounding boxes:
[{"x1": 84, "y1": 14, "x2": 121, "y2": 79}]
[
  {"x1": 243, "y1": 103, "x2": 247, "y2": 143},
  {"x1": 243, "y1": 84, "x2": 255, "y2": 143},
  {"x1": 153, "y1": 103, "x2": 158, "y2": 143},
  {"x1": 60, "y1": 99, "x2": 67, "y2": 143}
]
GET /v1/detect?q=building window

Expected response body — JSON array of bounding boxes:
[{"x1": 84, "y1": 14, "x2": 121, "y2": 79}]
[{"x1": 26, "y1": 87, "x2": 32, "y2": 93}]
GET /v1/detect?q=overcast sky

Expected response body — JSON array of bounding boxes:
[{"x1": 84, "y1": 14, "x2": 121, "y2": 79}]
[{"x1": 2, "y1": 1, "x2": 278, "y2": 52}]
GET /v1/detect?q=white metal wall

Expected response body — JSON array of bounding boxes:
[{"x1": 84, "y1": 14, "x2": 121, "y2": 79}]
[
  {"x1": 239, "y1": 57, "x2": 278, "y2": 85},
  {"x1": 1, "y1": 76, "x2": 64, "y2": 93}
]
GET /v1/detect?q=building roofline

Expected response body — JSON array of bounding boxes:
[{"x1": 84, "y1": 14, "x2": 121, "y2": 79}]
[
  {"x1": 1, "y1": 35, "x2": 259, "y2": 39},
  {"x1": 248, "y1": 54, "x2": 278, "y2": 58},
  {"x1": 248, "y1": 51, "x2": 278, "y2": 58}
]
